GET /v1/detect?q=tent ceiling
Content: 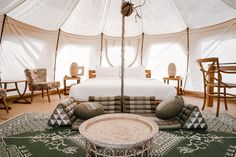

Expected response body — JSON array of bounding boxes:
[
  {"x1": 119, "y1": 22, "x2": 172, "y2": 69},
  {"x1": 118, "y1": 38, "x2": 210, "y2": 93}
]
[{"x1": 1, "y1": 0, "x2": 236, "y2": 37}]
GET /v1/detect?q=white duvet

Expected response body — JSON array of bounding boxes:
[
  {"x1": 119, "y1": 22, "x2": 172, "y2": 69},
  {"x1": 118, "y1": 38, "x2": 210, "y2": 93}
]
[{"x1": 69, "y1": 78, "x2": 176, "y2": 101}]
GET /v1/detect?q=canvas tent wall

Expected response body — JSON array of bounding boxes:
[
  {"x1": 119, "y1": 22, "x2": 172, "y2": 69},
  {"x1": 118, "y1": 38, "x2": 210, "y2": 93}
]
[{"x1": 0, "y1": 0, "x2": 236, "y2": 95}]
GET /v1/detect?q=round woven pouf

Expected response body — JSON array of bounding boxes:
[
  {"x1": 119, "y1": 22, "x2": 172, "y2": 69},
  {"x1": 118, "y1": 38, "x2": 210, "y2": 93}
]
[{"x1": 79, "y1": 113, "x2": 159, "y2": 157}]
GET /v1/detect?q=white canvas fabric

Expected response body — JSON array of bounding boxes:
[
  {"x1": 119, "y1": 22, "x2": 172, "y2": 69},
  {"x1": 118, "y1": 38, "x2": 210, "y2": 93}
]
[
  {"x1": 0, "y1": 0, "x2": 236, "y2": 95},
  {"x1": 186, "y1": 19, "x2": 236, "y2": 93},
  {"x1": 143, "y1": 31, "x2": 188, "y2": 82},
  {"x1": 61, "y1": 0, "x2": 108, "y2": 36},
  {"x1": 174, "y1": 0, "x2": 236, "y2": 29},
  {"x1": 101, "y1": 35, "x2": 142, "y2": 67},
  {"x1": 0, "y1": 0, "x2": 24, "y2": 15},
  {"x1": 55, "y1": 31, "x2": 101, "y2": 83},
  {"x1": 8, "y1": 0, "x2": 79, "y2": 30},
  {"x1": 0, "y1": 0, "x2": 235, "y2": 36},
  {"x1": 0, "y1": 17, "x2": 58, "y2": 95},
  {"x1": 0, "y1": 17, "x2": 57, "y2": 80}
]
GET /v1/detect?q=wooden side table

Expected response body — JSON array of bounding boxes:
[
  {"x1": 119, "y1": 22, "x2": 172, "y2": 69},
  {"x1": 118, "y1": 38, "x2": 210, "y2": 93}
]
[
  {"x1": 0, "y1": 80, "x2": 31, "y2": 104},
  {"x1": 163, "y1": 76, "x2": 183, "y2": 95},
  {"x1": 63, "y1": 76, "x2": 80, "y2": 95}
]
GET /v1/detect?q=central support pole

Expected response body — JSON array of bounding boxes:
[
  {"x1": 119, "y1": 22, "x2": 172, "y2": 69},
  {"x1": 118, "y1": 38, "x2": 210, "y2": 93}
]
[{"x1": 121, "y1": 14, "x2": 125, "y2": 111}]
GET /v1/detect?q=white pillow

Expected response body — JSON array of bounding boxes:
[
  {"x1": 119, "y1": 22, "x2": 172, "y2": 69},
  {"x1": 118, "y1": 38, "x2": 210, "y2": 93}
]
[
  {"x1": 96, "y1": 67, "x2": 120, "y2": 78},
  {"x1": 125, "y1": 66, "x2": 146, "y2": 79}
]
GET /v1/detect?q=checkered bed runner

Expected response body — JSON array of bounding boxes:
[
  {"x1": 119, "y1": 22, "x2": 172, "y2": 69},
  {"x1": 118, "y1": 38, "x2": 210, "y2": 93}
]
[
  {"x1": 89, "y1": 96, "x2": 157, "y2": 113},
  {"x1": 89, "y1": 96, "x2": 121, "y2": 113},
  {"x1": 124, "y1": 96, "x2": 157, "y2": 113}
]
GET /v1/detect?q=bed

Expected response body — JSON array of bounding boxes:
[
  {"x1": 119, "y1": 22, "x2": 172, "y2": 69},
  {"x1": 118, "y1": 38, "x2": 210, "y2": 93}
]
[{"x1": 69, "y1": 67, "x2": 176, "y2": 102}]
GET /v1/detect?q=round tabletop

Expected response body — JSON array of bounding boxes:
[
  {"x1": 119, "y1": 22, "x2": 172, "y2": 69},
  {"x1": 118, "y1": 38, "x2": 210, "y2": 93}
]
[{"x1": 79, "y1": 113, "x2": 158, "y2": 149}]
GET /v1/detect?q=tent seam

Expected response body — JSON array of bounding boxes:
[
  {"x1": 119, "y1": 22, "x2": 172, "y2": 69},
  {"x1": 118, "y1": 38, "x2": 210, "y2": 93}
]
[
  {"x1": 100, "y1": 0, "x2": 112, "y2": 34},
  {"x1": 59, "y1": 0, "x2": 81, "y2": 29}
]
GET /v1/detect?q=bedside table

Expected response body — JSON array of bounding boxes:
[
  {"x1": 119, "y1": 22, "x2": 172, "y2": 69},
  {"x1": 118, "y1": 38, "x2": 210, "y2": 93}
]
[
  {"x1": 163, "y1": 76, "x2": 183, "y2": 95},
  {"x1": 63, "y1": 76, "x2": 80, "y2": 95}
]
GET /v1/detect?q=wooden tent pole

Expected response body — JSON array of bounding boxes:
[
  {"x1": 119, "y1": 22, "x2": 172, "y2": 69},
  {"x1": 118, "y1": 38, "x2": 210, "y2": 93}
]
[
  {"x1": 53, "y1": 29, "x2": 61, "y2": 81},
  {"x1": 0, "y1": 14, "x2": 6, "y2": 86},
  {"x1": 0, "y1": 14, "x2": 6, "y2": 46},
  {"x1": 100, "y1": 33, "x2": 103, "y2": 66},
  {"x1": 121, "y1": 14, "x2": 125, "y2": 111},
  {"x1": 183, "y1": 28, "x2": 190, "y2": 90},
  {"x1": 140, "y1": 33, "x2": 144, "y2": 66}
]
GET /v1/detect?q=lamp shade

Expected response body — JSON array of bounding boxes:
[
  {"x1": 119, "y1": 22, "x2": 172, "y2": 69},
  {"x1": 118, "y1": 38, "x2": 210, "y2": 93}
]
[
  {"x1": 168, "y1": 63, "x2": 176, "y2": 78},
  {"x1": 70, "y1": 62, "x2": 78, "y2": 77}
]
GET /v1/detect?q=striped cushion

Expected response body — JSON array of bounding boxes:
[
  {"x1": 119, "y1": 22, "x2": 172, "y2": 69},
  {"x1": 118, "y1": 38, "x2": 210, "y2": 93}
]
[
  {"x1": 89, "y1": 96, "x2": 121, "y2": 113},
  {"x1": 124, "y1": 96, "x2": 156, "y2": 113},
  {"x1": 89, "y1": 96, "x2": 121, "y2": 101}
]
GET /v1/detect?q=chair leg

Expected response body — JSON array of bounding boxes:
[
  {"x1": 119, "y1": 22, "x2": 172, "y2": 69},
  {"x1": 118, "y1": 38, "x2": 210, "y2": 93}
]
[
  {"x1": 202, "y1": 85, "x2": 207, "y2": 111},
  {"x1": 223, "y1": 87, "x2": 228, "y2": 110},
  {"x1": 57, "y1": 88, "x2": 61, "y2": 99},
  {"x1": 31, "y1": 91, "x2": 34, "y2": 103},
  {"x1": 46, "y1": 89, "x2": 50, "y2": 103},
  {"x1": 3, "y1": 98, "x2": 9, "y2": 114},
  {"x1": 216, "y1": 87, "x2": 221, "y2": 117},
  {"x1": 42, "y1": 90, "x2": 44, "y2": 98}
]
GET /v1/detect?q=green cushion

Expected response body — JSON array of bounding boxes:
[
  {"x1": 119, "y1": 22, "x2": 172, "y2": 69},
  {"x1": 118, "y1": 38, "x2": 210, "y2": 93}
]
[
  {"x1": 156, "y1": 96, "x2": 184, "y2": 120},
  {"x1": 74, "y1": 102, "x2": 104, "y2": 120}
]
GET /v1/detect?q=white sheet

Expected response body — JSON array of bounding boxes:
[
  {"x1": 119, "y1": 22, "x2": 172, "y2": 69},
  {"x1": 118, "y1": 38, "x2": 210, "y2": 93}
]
[{"x1": 69, "y1": 78, "x2": 176, "y2": 101}]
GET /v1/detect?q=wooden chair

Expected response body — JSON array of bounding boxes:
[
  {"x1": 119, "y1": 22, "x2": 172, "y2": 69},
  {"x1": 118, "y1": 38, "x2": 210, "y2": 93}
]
[
  {"x1": 24, "y1": 68, "x2": 61, "y2": 103},
  {"x1": 0, "y1": 88, "x2": 9, "y2": 113},
  {"x1": 196, "y1": 57, "x2": 236, "y2": 117}
]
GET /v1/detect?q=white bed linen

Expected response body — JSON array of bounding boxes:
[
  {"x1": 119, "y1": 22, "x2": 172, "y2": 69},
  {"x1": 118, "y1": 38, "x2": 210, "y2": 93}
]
[{"x1": 69, "y1": 78, "x2": 176, "y2": 101}]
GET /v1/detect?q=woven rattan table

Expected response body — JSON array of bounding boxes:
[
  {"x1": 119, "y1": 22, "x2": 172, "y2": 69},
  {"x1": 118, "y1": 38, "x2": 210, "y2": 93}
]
[{"x1": 79, "y1": 113, "x2": 158, "y2": 157}]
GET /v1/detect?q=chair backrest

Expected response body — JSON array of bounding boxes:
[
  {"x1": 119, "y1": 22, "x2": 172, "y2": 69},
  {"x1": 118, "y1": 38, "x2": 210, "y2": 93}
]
[
  {"x1": 24, "y1": 68, "x2": 47, "y2": 90},
  {"x1": 196, "y1": 57, "x2": 221, "y2": 86}
]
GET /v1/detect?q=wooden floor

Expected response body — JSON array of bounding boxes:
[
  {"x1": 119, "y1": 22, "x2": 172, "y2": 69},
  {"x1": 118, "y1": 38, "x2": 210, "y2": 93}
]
[{"x1": 0, "y1": 94, "x2": 236, "y2": 124}]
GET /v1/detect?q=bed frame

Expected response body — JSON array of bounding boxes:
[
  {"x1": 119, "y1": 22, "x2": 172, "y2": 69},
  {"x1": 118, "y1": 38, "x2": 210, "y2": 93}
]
[{"x1": 89, "y1": 69, "x2": 151, "y2": 79}]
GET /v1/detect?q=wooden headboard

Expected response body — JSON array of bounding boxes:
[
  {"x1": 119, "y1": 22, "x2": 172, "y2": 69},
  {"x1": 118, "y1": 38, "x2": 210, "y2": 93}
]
[{"x1": 89, "y1": 69, "x2": 151, "y2": 79}]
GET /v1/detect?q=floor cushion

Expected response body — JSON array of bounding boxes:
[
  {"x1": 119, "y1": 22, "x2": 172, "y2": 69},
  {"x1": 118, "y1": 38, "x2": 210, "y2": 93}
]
[
  {"x1": 138, "y1": 113, "x2": 182, "y2": 129},
  {"x1": 74, "y1": 102, "x2": 104, "y2": 120},
  {"x1": 48, "y1": 97, "x2": 77, "y2": 126},
  {"x1": 89, "y1": 96, "x2": 121, "y2": 113},
  {"x1": 71, "y1": 118, "x2": 84, "y2": 131},
  {"x1": 156, "y1": 96, "x2": 184, "y2": 120},
  {"x1": 124, "y1": 96, "x2": 156, "y2": 113}
]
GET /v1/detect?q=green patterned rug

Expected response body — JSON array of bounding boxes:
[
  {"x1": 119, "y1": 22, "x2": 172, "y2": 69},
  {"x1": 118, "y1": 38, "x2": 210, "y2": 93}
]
[{"x1": 0, "y1": 113, "x2": 236, "y2": 157}]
